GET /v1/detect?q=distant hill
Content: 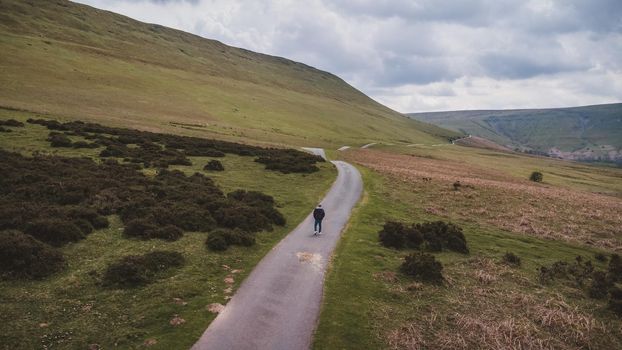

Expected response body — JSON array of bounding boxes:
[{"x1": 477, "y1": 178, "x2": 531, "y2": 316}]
[
  {"x1": 408, "y1": 103, "x2": 622, "y2": 163},
  {"x1": 0, "y1": 0, "x2": 457, "y2": 147}
]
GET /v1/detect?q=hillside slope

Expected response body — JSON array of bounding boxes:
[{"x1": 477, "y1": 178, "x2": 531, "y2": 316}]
[
  {"x1": 408, "y1": 103, "x2": 622, "y2": 163},
  {"x1": 0, "y1": 0, "x2": 457, "y2": 147}
]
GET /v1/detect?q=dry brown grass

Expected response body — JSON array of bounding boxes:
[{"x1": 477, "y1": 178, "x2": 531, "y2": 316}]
[
  {"x1": 384, "y1": 256, "x2": 614, "y2": 350},
  {"x1": 345, "y1": 149, "x2": 622, "y2": 250}
]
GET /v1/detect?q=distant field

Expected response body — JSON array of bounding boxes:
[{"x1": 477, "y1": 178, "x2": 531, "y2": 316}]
[
  {"x1": 0, "y1": 0, "x2": 457, "y2": 148},
  {"x1": 345, "y1": 146, "x2": 622, "y2": 250},
  {"x1": 315, "y1": 158, "x2": 622, "y2": 349},
  {"x1": 0, "y1": 113, "x2": 336, "y2": 349},
  {"x1": 408, "y1": 103, "x2": 622, "y2": 163}
]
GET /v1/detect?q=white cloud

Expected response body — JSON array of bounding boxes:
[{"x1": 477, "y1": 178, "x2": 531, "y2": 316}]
[{"x1": 73, "y1": 0, "x2": 622, "y2": 112}]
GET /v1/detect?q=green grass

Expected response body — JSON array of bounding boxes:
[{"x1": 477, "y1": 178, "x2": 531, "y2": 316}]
[
  {"x1": 0, "y1": 0, "x2": 457, "y2": 148},
  {"x1": 314, "y1": 167, "x2": 621, "y2": 349},
  {"x1": 0, "y1": 115, "x2": 337, "y2": 349}
]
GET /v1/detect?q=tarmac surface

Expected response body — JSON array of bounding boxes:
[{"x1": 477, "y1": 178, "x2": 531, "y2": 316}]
[{"x1": 191, "y1": 155, "x2": 362, "y2": 350}]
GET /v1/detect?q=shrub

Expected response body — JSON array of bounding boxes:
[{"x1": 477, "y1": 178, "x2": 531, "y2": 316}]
[
  {"x1": 47, "y1": 132, "x2": 73, "y2": 147},
  {"x1": 609, "y1": 284, "x2": 622, "y2": 316},
  {"x1": 73, "y1": 218, "x2": 94, "y2": 234},
  {"x1": 24, "y1": 219, "x2": 85, "y2": 247},
  {"x1": 378, "y1": 221, "x2": 406, "y2": 249},
  {"x1": 529, "y1": 171, "x2": 543, "y2": 182},
  {"x1": 0, "y1": 119, "x2": 24, "y2": 127},
  {"x1": 0, "y1": 230, "x2": 65, "y2": 279},
  {"x1": 608, "y1": 254, "x2": 622, "y2": 282},
  {"x1": 124, "y1": 219, "x2": 183, "y2": 241},
  {"x1": 214, "y1": 204, "x2": 272, "y2": 232},
  {"x1": 595, "y1": 252, "x2": 608, "y2": 262},
  {"x1": 72, "y1": 141, "x2": 99, "y2": 149},
  {"x1": 102, "y1": 250, "x2": 184, "y2": 288},
  {"x1": 91, "y1": 216, "x2": 110, "y2": 229},
  {"x1": 378, "y1": 220, "x2": 468, "y2": 253},
  {"x1": 150, "y1": 225, "x2": 183, "y2": 241},
  {"x1": 453, "y1": 181, "x2": 461, "y2": 191},
  {"x1": 149, "y1": 203, "x2": 216, "y2": 232},
  {"x1": 206, "y1": 231, "x2": 229, "y2": 251},
  {"x1": 417, "y1": 221, "x2": 469, "y2": 254},
  {"x1": 206, "y1": 228, "x2": 256, "y2": 251},
  {"x1": 123, "y1": 218, "x2": 158, "y2": 239},
  {"x1": 588, "y1": 271, "x2": 609, "y2": 299},
  {"x1": 502, "y1": 252, "x2": 521, "y2": 267},
  {"x1": 204, "y1": 160, "x2": 224, "y2": 171},
  {"x1": 400, "y1": 252, "x2": 444, "y2": 284}
]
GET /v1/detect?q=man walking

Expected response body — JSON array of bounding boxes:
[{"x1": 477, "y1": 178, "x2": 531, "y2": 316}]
[{"x1": 313, "y1": 204, "x2": 325, "y2": 235}]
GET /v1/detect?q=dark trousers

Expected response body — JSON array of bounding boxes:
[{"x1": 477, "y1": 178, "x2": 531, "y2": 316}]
[{"x1": 314, "y1": 219, "x2": 322, "y2": 233}]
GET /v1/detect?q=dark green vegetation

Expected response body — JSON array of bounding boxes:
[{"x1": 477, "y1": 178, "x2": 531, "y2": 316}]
[
  {"x1": 206, "y1": 228, "x2": 256, "y2": 251},
  {"x1": 0, "y1": 115, "x2": 336, "y2": 349},
  {"x1": 27, "y1": 118, "x2": 324, "y2": 172},
  {"x1": 204, "y1": 159, "x2": 224, "y2": 171},
  {"x1": 529, "y1": 171, "x2": 543, "y2": 182},
  {"x1": 102, "y1": 251, "x2": 185, "y2": 288},
  {"x1": 0, "y1": 118, "x2": 24, "y2": 133},
  {"x1": 502, "y1": 252, "x2": 521, "y2": 267},
  {"x1": 0, "y1": 0, "x2": 457, "y2": 147},
  {"x1": 409, "y1": 103, "x2": 622, "y2": 164},
  {"x1": 315, "y1": 167, "x2": 622, "y2": 349},
  {"x1": 538, "y1": 254, "x2": 622, "y2": 315},
  {"x1": 0, "y1": 230, "x2": 65, "y2": 279},
  {"x1": 378, "y1": 220, "x2": 468, "y2": 253},
  {"x1": 400, "y1": 252, "x2": 444, "y2": 285}
]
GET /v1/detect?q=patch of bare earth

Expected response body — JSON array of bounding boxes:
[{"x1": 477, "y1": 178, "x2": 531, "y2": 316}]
[
  {"x1": 346, "y1": 149, "x2": 622, "y2": 250},
  {"x1": 383, "y1": 257, "x2": 619, "y2": 349}
]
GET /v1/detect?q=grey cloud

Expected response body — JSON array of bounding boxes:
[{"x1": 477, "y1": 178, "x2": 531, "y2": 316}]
[
  {"x1": 72, "y1": 0, "x2": 622, "y2": 112},
  {"x1": 479, "y1": 53, "x2": 589, "y2": 80}
]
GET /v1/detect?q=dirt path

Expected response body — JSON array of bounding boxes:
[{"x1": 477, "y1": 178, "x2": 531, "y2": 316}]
[{"x1": 191, "y1": 153, "x2": 363, "y2": 350}]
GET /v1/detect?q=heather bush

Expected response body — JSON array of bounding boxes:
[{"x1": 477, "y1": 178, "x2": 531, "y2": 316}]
[
  {"x1": 453, "y1": 181, "x2": 461, "y2": 191},
  {"x1": 0, "y1": 119, "x2": 24, "y2": 127},
  {"x1": 608, "y1": 254, "x2": 622, "y2": 281},
  {"x1": 609, "y1": 284, "x2": 622, "y2": 316},
  {"x1": 206, "y1": 231, "x2": 229, "y2": 251},
  {"x1": 378, "y1": 221, "x2": 407, "y2": 249},
  {"x1": 123, "y1": 218, "x2": 182, "y2": 241},
  {"x1": 47, "y1": 132, "x2": 72, "y2": 147},
  {"x1": 24, "y1": 219, "x2": 85, "y2": 247},
  {"x1": 0, "y1": 230, "x2": 65, "y2": 279},
  {"x1": 204, "y1": 159, "x2": 224, "y2": 171},
  {"x1": 72, "y1": 140, "x2": 99, "y2": 149},
  {"x1": 417, "y1": 221, "x2": 469, "y2": 254},
  {"x1": 206, "y1": 228, "x2": 256, "y2": 251},
  {"x1": 102, "y1": 250, "x2": 184, "y2": 288},
  {"x1": 378, "y1": 220, "x2": 468, "y2": 253},
  {"x1": 502, "y1": 252, "x2": 521, "y2": 267},
  {"x1": 73, "y1": 218, "x2": 94, "y2": 234},
  {"x1": 588, "y1": 271, "x2": 610, "y2": 299},
  {"x1": 400, "y1": 252, "x2": 444, "y2": 285},
  {"x1": 27, "y1": 118, "x2": 321, "y2": 173},
  {"x1": 0, "y1": 123, "x2": 286, "y2": 245},
  {"x1": 529, "y1": 171, "x2": 543, "y2": 182}
]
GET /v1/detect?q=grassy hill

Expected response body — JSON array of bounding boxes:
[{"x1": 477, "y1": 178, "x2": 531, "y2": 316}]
[
  {"x1": 408, "y1": 103, "x2": 622, "y2": 163},
  {"x1": 0, "y1": 0, "x2": 457, "y2": 147}
]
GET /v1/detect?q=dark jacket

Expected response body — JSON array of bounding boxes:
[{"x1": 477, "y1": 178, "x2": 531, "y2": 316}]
[{"x1": 313, "y1": 207, "x2": 325, "y2": 220}]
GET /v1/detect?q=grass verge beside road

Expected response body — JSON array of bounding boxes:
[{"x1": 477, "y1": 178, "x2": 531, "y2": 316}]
[{"x1": 314, "y1": 166, "x2": 622, "y2": 349}]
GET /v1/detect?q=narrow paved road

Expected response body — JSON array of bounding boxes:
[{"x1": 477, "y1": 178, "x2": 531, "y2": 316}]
[{"x1": 191, "y1": 156, "x2": 363, "y2": 350}]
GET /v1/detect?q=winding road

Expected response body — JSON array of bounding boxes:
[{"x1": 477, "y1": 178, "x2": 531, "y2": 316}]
[{"x1": 191, "y1": 150, "x2": 362, "y2": 350}]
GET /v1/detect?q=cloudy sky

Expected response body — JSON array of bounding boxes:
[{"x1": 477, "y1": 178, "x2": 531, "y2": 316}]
[{"x1": 74, "y1": 0, "x2": 622, "y2": 112}]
